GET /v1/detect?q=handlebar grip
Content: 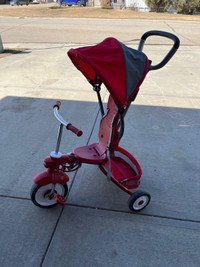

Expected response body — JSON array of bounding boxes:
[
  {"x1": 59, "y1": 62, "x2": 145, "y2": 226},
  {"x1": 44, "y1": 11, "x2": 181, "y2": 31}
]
[
  {"x1": 53, "y1": 101, "x2": 61, "y2": 110},
  {"x1": 66, "y1": 123, "x2": 83, "y2": 137}
]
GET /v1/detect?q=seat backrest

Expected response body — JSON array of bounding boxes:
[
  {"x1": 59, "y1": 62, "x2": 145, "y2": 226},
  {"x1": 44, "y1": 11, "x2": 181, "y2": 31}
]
[{"x1": 98, "y1": 95, "x2": 120, "y2": 154}]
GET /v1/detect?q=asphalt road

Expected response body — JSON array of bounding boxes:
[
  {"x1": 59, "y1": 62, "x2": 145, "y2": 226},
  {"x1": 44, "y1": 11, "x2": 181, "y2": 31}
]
[{"x1": 0, "y1": 15, "x2": 200, "y2": 45}]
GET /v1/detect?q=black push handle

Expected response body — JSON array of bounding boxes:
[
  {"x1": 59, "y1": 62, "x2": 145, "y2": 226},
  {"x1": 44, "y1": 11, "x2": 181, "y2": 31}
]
[{"x1": 138, "y1": 30, "x2": 180, "y2": 70}]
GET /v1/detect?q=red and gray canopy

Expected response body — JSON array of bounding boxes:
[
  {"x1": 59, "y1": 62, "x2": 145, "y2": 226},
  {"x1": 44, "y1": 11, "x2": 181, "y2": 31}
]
[{"x1": 68, "y1": 38, "x2": 149, "y2": 108}]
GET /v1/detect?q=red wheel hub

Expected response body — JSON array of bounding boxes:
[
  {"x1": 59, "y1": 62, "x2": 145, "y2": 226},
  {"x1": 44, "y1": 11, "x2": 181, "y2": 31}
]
[
  {"x1": 138, "y1": 200, "x2": 144, "y2": 206},
  {"x1": 44, "y1": 189, "x2": 57, "y2": 200}
]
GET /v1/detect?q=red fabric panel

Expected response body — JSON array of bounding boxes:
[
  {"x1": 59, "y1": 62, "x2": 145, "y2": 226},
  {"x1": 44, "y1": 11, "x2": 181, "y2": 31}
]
[
  {"x1": 67, "y1": 49, "x2": 96, "y2": 82},
  {"x1": 68, "y1": 38, "x2": 126, "y2": 108}
]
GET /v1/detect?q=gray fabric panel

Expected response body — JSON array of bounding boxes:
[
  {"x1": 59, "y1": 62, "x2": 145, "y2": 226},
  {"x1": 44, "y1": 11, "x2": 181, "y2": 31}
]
[{"x1": 118, "y1": 41, "x2": 147, "y2": 101}]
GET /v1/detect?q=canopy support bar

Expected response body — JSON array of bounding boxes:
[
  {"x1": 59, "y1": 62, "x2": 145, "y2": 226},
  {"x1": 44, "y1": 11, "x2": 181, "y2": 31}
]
[
  {"x1": 96, "y1": 90, "x2": 105, "y2": 117},
  {"x1": 90, "y1": 81, "x2": 105, "y2": 117}
]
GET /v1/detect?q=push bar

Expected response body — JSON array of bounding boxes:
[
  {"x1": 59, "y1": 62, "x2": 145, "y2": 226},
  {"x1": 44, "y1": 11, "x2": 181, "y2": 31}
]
[
  {"x1": 53, "y1": 101, "x2": 83, "y2": 137},
  {"x1": 138, "y1": 30, "x2": 180, "y2": 71}
]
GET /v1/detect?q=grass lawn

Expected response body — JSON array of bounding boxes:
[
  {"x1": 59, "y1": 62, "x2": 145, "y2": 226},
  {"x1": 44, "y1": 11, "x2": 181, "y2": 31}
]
[{"x1": 0, "y1": 5, "x2": 200, "y2": 20}]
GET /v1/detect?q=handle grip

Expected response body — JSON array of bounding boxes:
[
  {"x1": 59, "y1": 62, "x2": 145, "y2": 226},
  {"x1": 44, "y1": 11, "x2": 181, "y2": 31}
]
[
  {"x1": 66, "y1": 123, "x2": 83, "y2": 137},
  {"x1": 138, "y1": 30, "x2": 180, "y2": 71},
  {"x1": 53, "y1": 101, "x2": 61, "y2": 110}
]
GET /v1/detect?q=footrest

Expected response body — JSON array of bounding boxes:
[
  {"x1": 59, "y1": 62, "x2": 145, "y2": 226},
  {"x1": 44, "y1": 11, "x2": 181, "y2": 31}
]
[
  {"x1": 101, "y1": 147, "x2": 142, "y2": 190},
  {"x1": 55, "y1": 195, "x2": 66, "y2": 206}
]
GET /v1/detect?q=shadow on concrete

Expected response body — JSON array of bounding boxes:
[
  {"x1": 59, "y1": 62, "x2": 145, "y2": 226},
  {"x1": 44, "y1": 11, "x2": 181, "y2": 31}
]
[
  {"x1": 0, "y1": 96, "x2": 199, "y2": 267},
  {"x1": 0, "y1": 48, "x2": 30, "y2": 59},
  {"x1": 0, "y1": 96, "x2": 199, "y2": 220}
]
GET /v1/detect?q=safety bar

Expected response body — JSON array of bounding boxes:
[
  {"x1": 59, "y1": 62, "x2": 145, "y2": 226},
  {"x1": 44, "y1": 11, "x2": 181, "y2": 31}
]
[
  {"x1": 138, "y1": 30, "x2": 180, "y2": 71},
  {"x1": 53, "y1": 101, "x2": 83, "y2": 137}
]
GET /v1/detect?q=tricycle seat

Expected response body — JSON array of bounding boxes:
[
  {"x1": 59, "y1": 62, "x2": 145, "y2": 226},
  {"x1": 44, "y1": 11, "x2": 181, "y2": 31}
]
[{"x1": 73, "y1": 143, "x2": 107, "y2": 164}]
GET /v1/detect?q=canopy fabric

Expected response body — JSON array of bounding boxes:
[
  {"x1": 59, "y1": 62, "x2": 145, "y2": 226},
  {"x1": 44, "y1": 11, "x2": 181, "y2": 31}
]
[{"x1": 68, "y1": 38, "x2": 149, "y2": 108}]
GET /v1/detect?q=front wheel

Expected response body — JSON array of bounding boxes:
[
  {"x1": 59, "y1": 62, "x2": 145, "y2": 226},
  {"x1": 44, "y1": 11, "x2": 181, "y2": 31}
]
[
  {"x1": 128, "y1": 190, "x2": 151, "y2": 212},
  {"x1": 30, "y1": 183, "x2": 68, "y2": 208}
]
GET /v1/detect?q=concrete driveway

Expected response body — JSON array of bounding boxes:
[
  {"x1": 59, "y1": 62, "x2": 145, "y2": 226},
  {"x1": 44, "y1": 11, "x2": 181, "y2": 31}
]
[{"x1": 0, "y1": 16, "x2": 200, "y2": 267}]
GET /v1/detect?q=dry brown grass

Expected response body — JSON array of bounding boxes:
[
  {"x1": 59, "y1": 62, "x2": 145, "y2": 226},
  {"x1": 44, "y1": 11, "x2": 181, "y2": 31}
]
[{"x1": 0, "y1": 6, "x2": 200, "y2": 21}]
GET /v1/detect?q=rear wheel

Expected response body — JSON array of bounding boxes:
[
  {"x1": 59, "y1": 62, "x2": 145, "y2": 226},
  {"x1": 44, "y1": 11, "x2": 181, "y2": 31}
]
[
  {"x1": 128, "y1": 190, "x2": 151, "y2": 212},
  {"x1": 77, "y1": 0, "x2": 82, "y2": 6},
  {"x1": 30, "y1": 183, "x2": 68, "y2": 208}
]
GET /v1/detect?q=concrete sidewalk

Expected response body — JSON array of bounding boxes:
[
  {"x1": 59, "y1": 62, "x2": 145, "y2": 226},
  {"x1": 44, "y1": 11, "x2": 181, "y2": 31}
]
[{"x1": 0, "y1": 39, "x2": 200, "y2": 266}]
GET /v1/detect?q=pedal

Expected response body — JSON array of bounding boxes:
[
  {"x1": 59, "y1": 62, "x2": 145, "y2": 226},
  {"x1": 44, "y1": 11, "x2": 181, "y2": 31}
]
[{"x1": 55, "y1": 194, "x2": 66, "y2": 206}]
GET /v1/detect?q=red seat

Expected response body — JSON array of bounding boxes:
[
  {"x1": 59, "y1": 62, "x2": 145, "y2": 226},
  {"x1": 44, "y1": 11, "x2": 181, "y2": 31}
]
[
  {"x1": 73, "y1": 96, "x2": 119, "y2": 165},
  {"x1": 73, "y1": 143, "x2": 107, "y2": 164}
]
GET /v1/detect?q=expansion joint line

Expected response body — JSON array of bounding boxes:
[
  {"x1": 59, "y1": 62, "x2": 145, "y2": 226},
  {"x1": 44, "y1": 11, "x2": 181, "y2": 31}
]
[{"x1": 66, "y1": 203, "x2": 200, "y2": 225}]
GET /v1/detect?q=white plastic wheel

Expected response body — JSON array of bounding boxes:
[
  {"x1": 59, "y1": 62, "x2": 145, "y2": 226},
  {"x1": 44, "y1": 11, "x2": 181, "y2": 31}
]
[
  {"x1": 128, "y1": 191, "x2": 151, "y2": 212},
  {"x1": 30, "y1": 183, "x2": 68, "y2": 208}
]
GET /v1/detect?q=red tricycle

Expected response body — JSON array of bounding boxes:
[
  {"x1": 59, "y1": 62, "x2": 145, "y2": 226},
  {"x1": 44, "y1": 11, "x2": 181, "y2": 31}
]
[{"x1": 30, "y1": 31, "x2": 180, "y2": 212}]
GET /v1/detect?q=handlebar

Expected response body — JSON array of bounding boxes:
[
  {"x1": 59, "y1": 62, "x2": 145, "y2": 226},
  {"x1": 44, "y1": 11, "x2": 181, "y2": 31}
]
[
  {"x1": 138, "y1": 30, "x2": 180, "y2": 71},
  {"x1": 53, "y1": 102, "x2": 83, "y2": 137}
]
